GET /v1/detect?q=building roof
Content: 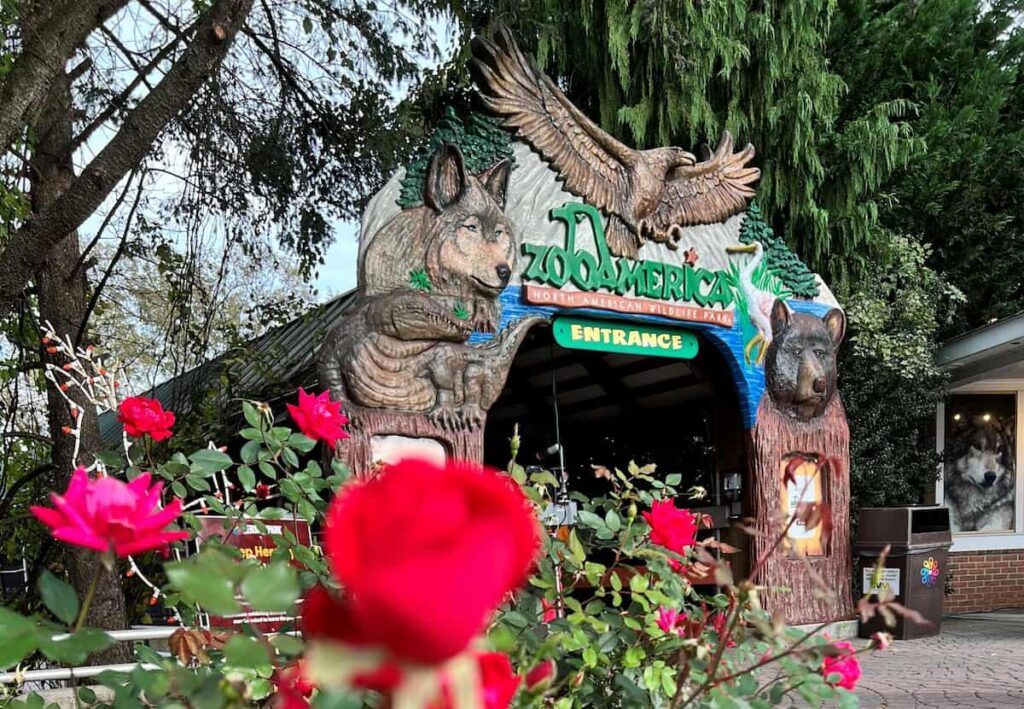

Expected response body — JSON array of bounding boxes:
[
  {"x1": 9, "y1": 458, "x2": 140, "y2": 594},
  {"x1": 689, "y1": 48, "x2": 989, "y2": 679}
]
[
  {"x1": 936, "y1": 311, "x2": 1024, "y2": 385},
  {"x1": 99, "y1": 291, "x2": 357, "y2": 442}
]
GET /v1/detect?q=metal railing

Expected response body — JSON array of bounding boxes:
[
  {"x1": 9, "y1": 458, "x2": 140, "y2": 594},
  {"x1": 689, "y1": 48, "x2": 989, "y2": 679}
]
[{"x1": 0, "y1": 627, "x2": 175, "y2": 685}]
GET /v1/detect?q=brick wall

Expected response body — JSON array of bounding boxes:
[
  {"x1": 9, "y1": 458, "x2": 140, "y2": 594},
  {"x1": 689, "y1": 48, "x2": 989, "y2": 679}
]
[{"x1": 944, "y1": 550, "x2": 1024, "y2": 613}]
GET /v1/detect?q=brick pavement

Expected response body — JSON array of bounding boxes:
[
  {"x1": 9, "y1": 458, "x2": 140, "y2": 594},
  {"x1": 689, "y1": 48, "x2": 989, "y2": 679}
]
[{"x1": 854, "y1": 611, "x2": 1024, "y2": 707}]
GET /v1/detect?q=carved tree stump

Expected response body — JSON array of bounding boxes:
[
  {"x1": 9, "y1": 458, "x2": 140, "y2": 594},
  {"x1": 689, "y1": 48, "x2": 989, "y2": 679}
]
[
  {"x1": 747, "y1": 395, "x2": 852, "y2": 624},
  {"x1": 336, "y1": 404, "x2": 484, "y2": 477}
]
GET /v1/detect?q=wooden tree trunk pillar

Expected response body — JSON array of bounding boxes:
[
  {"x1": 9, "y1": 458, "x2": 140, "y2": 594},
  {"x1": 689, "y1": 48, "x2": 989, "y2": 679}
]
[
  {"x1": 337, "y1": 404, "x2": 484, "y2": 477},
  {"x1": 747, "y1": 395, "x2": 852, "y2": 624}
]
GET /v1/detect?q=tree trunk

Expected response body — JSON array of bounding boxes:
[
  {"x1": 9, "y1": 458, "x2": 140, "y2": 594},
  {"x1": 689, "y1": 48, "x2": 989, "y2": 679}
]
[{"x1": 30, "y1": 58, "x2": 132, "y2": 663}]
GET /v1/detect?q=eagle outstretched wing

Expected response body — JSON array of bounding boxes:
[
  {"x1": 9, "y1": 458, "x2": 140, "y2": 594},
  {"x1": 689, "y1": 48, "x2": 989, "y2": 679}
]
[
  {"x1": 652, "y1": 132, "x2": 760, "y2": 229},
  {"x1": 470, "y1": 27, "x2": 633, "y2": 215}
]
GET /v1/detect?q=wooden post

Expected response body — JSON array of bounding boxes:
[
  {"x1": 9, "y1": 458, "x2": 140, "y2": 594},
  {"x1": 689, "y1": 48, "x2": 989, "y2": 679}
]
[{"x1": 747, "y1": 394, "x2": 852, "y2": 624}]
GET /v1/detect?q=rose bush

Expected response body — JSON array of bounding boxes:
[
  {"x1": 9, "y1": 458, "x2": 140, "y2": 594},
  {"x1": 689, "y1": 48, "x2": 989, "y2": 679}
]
[
  {"x1": 0, "y1": 334, "x2": 905, "y2": 708},
  {"x1": 117, "y1": 395, "x2": 176, "y2": 441},
  {"x1": 30, "y1": 467, "x2": 190, "y2": 559}
]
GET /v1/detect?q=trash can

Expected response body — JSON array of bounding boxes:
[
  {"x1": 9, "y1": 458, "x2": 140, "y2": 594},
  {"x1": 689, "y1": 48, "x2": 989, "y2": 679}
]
[{"x1": 855, "y1": 506, "x2": 952, "y2": 640}]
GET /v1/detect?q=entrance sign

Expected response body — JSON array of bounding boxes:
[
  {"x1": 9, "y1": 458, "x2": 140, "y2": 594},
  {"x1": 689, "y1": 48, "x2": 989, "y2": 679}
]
[{"x1": 553, "y1": 316, "x2": 699, "y2": 360}]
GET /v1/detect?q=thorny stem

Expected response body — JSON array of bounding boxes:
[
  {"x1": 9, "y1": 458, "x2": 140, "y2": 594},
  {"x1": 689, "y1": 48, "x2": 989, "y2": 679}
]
[{"x1": 73, "y1": 573, "x2": 100, "y2": 633}]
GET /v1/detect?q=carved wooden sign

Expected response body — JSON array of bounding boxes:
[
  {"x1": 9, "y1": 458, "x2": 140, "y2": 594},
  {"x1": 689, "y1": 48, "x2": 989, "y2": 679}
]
[{"x1": 316, "y1": 26, "x2": 853, "y2": 624}]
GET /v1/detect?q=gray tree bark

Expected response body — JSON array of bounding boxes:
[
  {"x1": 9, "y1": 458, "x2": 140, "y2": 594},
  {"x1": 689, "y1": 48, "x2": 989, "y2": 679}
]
[
  {"x1": 0, "y1": 0, "x2": 255, "y2": 318},
  {"x1": 16, "y1": 0, "x2": 253, "y2": 657},
  {"x1": 29, "y1": 42, "x2": 132, "y2": 665}
]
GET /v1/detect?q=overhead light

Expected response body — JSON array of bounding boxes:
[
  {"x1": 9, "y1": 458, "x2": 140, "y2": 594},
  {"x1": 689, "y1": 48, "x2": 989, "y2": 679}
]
[
  {"x1": 983, "y1": 413, "x2": 992, "y2": 422},
  {"x1": 953, "y1": 413, "x2": 962, "y2": 421}
]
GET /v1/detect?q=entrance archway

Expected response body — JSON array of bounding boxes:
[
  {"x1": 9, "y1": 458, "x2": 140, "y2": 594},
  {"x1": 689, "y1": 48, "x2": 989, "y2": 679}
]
[{"x1": 485, "y1": 322, "x2": 750, "y2": 573}]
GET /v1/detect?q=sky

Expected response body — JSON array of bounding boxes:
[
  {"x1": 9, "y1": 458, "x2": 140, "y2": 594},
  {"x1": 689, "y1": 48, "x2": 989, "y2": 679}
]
[
  {"x1": 313, "y1": 220, "x2": 360, "y2": 300},
  {"x1": 311, "y1": 13, "x2": 458, "y2": 304}
]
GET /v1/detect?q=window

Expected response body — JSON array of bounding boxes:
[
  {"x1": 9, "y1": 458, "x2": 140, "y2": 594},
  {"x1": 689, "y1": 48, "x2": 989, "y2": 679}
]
[{"x1": 943, "y1": 393, "x2": 1016, "y2": 533}]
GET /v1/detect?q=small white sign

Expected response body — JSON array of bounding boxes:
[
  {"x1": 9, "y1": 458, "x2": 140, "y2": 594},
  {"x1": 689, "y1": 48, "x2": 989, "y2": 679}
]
[
  {"x1": 862, "y1": 567, "x2": 901, "y2": 596},
  {"x1": 786, "y1": 475, "x2": 818, "y2": 540}
]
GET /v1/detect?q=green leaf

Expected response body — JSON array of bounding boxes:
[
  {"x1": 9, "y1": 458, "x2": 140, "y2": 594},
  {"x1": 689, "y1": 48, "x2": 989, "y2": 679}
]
[
  {"x1": 40, "y1": 628, "x2": 114, "y2": 664},
  {"x1": 189, "y1": 449, "x2": 233, "y2": 474},
  {"x1": 281, "y1": 447, "x2": 300, "y2": 468},
  {"x1": 289, "y1": 433, "x2": 316, "y2": 453},
  {"x1": 185, "y1": 474, "x2": 210, "y2": 491},
  {"x1": 96, "y1": 450, "x2": 125, "y2": 469},
  {"x1": 279, "y1": 478, "x2": 301, "y2": 499},
  {"x1": 259, "y1": 461, "x2": 277, "y2": 480},
  {"x1": 577, "y1": 510, "x2": 605, "y2": 529},
  {"x1": 165, "y1": 550, "x2": 240, "y2": 615},
  {"x1": 623, "y1": 645, "x2": 646, "y2": 668},
  {"x1": 629, "y1": 573, "x2": 649, "y2": 593},
  {"x1": 224, "y1": 634, "x2": 270, "y2": 669},
  {"x1": 38, "y1": 571, "x2": 79, "y2": 625},
  {"x1": 241, "y1": 440, "x2": 261, "y2": 464},
  {"x1": 0, "y1": 608, "x2": 37, "y2": 669},
  {"x1": 238, "y1": 465, "x2": 256, "y2": 492},
  {"x1": 605, "y1": 510, "x2": 622, "y2": 532},
  {"x1": 241, "y1": 562, "x2": 299, "y2": 612},
  {"x1": 171, "y1": 481, "x2": 187, "y2": 498},
  {"x1": 243, "y1": 401, "x2": 264, "y2": 429},
  {"x1": 251, "y1": 678, "x2": 274, "y2": 700},
  {"x1": 567, "y1": 529, "x2": 586, "y2": 563},
  {"x1": 270, "y1": 633, "x2": 304, "y2": 656},
  {"x1": 665, "y1": 473, "x2": 682, "y2": 486},
  {"x1": 298, "y1": 498, "x2": 317, "y2": 523},
  {"x1": 78, "y1": 687, "x2": 97, "y2": 704}
]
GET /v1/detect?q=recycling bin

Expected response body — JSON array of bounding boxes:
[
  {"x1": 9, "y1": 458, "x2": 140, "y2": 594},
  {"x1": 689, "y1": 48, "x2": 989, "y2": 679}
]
[{"x1": 855, "y1": 506, "x2": 952, "y2": 640}]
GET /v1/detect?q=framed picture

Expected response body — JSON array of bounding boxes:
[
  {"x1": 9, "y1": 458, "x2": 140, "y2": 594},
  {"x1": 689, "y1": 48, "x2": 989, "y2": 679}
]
[{"x1": 944, "y1": 393, "x2": 1016, "y2": 533}]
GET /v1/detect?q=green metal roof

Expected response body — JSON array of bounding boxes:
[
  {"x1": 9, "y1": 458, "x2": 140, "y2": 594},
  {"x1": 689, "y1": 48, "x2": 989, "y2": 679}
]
[{"x1": 99, "y1": 291, "x2": 357, "y2": 443}]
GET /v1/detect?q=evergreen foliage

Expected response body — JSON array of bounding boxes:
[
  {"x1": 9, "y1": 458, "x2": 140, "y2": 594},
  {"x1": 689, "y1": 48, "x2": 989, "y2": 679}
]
[
  {"x1": 830, "y1": 0, "x2": 1024, "y2": 333},
  {"x1": 739, "y1": 201, "x2": 819, "y2": 299},
  {"x1": 398, "y1": 106, "x2": 516, "y2": 208},
  {"x1": 458, "y1": 0, "x2": 921, "y2": 277}
]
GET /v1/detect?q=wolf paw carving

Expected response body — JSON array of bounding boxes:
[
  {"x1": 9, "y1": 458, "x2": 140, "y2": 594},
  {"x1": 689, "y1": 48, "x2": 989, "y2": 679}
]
[
  {"x1": 460, "y1": 404, "x2": 485, "y2": 430},
  {"x1": 428, "y1": 404, "x2": 463, "y2": 431}
]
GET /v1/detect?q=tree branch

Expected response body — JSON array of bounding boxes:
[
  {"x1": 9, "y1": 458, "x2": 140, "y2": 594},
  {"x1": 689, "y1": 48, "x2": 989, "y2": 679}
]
[
  {"x1": 0, "y1": 0, "x2": 130, "y2": 153},
  {"x1": 0, "y1": 463, "x2": 56, "y2": 522},
  {"x1": 0, "y1": 0, "x2": 255, "y2": 319},
  {"x1": 75, "y1": 28, "x2": 191, "y2": 149},
  {"x1": 76, "y1": 172, "x2": 144, "y2": 347},
  {"x1": 1, "y1": 431, "x2": 53, "y2": 446},
  {"x1": 70, "y1": 168, "x2": 139, "y2": 279}
]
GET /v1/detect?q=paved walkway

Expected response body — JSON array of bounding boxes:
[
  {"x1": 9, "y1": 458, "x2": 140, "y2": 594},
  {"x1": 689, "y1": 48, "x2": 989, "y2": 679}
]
[{"x1": 856, "y1": 610, "x2": 1024, "y2": 707}]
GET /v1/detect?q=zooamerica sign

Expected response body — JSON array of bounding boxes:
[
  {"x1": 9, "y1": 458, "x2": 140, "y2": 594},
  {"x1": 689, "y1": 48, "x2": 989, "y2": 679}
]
[{"x1": 520, "y1": 203, "x2": 737, "y2": 326}]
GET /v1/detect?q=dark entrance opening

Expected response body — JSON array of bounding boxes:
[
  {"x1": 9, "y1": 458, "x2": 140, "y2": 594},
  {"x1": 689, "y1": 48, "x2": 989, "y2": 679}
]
[{"x1": 484, "y1": 324, "x2": 747, "y2": 519}]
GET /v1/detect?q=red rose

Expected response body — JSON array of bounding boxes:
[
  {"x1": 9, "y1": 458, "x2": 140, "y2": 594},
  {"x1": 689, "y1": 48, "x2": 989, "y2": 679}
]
[
  {"x1": 822, "y1": 640, "x2": 862, "y2": 690},
  {"x1": 118, "y1": 396, "x2": 175, "y2": 442},
  {"x1": 524, "y1": 659, "x2": 557, "y2": 692},
  {"x1": 287, "y1": 388, "x2": 349, "y2": 448},
  {"x1": 642, "y1": 498, "x2": 698, "y2": 569},
  {"x1": 430, "y1": 652, "x2": 521, "y2": 709},
  {"x1": 313, "y1": 458, "x2": 540, "y2": 665},
  {"x1": 272, "y1": 660, "x2": 315, "y2": 708}
]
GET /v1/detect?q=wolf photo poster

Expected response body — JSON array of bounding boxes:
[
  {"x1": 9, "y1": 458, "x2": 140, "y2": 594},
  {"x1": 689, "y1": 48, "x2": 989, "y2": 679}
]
[{"x1": 944, "y1": 394, "x2": 1016, "y2": 532}]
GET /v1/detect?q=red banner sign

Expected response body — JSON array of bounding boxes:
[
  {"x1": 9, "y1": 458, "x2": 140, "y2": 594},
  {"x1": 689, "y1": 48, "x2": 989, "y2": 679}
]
[
  {"x1": 524, "y1": 285, "x2": 735, "y2": 327},
  {"x1": 195, "y1": 516, "x2": 314, "y2": 632}
]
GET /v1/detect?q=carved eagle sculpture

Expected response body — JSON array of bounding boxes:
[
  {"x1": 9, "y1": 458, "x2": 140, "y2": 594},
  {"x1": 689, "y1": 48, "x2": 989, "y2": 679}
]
[{"x1": 471, "y1": 28, "x2": 761, "y2": 258}]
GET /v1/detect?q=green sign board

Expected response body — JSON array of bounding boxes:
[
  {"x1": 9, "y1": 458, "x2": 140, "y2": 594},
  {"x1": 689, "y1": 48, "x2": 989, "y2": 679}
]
[{"x1": 552, "y1": 316, "x2": 699, "y2": 360}]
